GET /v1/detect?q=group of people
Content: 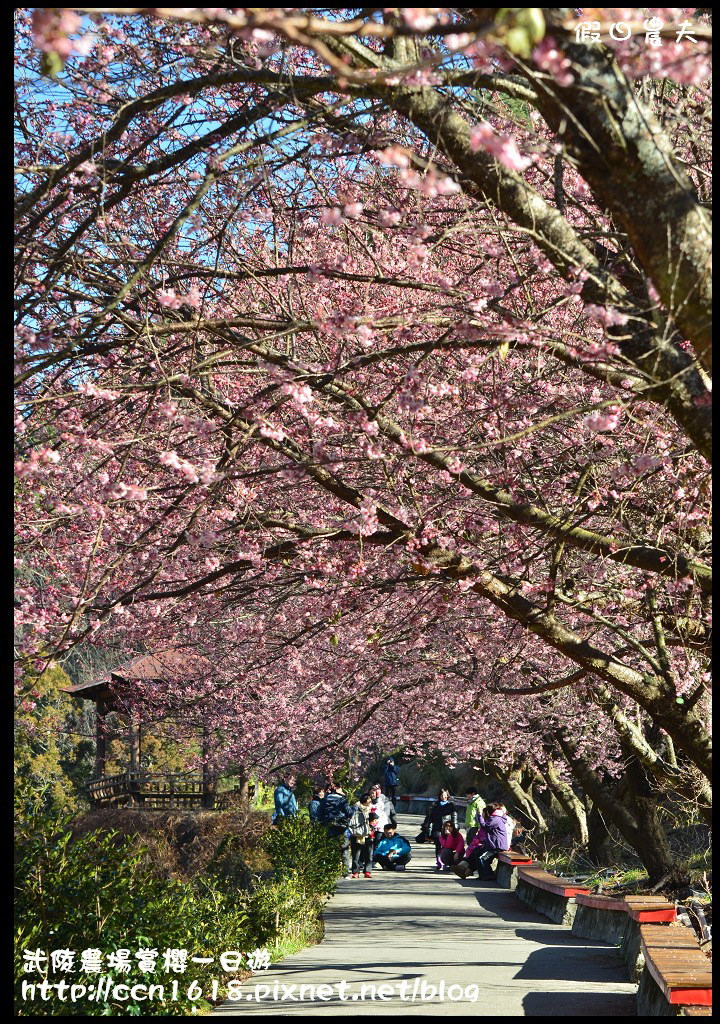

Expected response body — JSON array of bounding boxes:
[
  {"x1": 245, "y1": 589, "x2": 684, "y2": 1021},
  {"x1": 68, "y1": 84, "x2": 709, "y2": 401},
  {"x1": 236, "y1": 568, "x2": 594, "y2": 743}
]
[
  {"x1": 307, "y1": 773, "x2": 411, "y2": 878},
  {"x1": 272, "y1": 759, "x2": 410, "y2": 879},
  {"x1": 272, "y1": 768, "x2": 525, "y2": 883},
  {"x1": 420, "y1": 786, "x2": 527, "y2": 880}
]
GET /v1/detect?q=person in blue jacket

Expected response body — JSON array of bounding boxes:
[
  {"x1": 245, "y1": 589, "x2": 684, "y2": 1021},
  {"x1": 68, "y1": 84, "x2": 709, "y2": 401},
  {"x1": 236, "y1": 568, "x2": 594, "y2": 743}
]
[
  {"x1": 372, "y1": 822, "x2": 412, "y2": 871},
  {"x1": 383, "y1": 758, "x2": 400, "y2": 805},
  {"x1": 271, "y1": 774, "x2": 298, "y2": 824},
  {"x1": 318, "y1": 781, "x2": 354, "y2": 876},
  {"x1": 308, "y1": 785, "x2": 326, "y2": 822}
]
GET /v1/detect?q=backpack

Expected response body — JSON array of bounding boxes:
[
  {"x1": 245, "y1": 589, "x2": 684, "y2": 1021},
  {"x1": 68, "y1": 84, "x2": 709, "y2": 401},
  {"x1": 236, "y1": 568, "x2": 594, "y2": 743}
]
[
  {"x1": 320, "y1": 793, "x2": 352, "y2": 833},
  {"x1": 349, "y1": 808, "x2": 368, "y2": 838}
]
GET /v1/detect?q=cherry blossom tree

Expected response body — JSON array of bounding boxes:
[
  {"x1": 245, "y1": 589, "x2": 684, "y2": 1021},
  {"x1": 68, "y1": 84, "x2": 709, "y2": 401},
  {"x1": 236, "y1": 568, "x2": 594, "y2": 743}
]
[{"x1": 15, "y1": 8, "x2": 711, "y2": 878}]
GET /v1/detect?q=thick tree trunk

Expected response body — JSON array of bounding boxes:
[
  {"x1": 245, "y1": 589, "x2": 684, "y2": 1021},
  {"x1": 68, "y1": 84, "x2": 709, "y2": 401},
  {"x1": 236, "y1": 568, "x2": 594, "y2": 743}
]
[
  {"x1": 234, "y1": 767, "x2": 250, "y2": 804},
  {"x1": 558, "y1": 729, "x2": 674, "y2": 884},
  {"x1": 318, "y1": 29, "x2": 712, "y2": 457},
  {"x1": 501, "y1": 766, "x2": 548, "y2": 831},
  {"x1": 586, "y1": 803, "x2": 614, "y2": 865},
  {"x1": 531, "y1": 38, "x2": 712, "y2": 375},
  {"x1": 389, "y1": 81, "x2": 712, "y2": 461},
  {"x1": 543, "y1": 760, "x2": 589, "y2": 845},
  {"x1": 620, "y1": 742, "x2": 675, "y2": 884},
  {"x1": 593, "y1": 685, "x2": 712, "y2": 822}
]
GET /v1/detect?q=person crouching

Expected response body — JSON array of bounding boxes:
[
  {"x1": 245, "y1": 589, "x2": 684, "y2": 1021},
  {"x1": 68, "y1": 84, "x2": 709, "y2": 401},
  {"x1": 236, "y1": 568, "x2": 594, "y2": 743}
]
[
  {"x1": 373, "y1": 822, "x2": 412, "y2": 871},
  {"x1": 436, "y1": 819, "x2": 465, "y2": 871}
]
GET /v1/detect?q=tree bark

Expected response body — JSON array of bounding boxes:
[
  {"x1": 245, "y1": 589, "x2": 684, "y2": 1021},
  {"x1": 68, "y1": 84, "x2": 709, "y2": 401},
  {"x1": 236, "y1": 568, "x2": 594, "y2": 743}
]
[
  {"x1": 530, "y1": 38, "x2": 712, "y2": 374},
  {"x1": 499, "y1": 765, "x2": 548, "y2": 831},
  {"x1": 620, "y1": 741, "x2": 675, "y2": 883},
  {"x1": 543, "y1": 759, "x2": 589, "y2": 845},
  {"x1": 586, "y1": 802, "x2": 614, "y2": 865}
]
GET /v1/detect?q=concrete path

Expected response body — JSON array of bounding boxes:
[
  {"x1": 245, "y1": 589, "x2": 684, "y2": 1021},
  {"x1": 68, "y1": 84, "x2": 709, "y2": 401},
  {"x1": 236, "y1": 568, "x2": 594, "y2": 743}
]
[{"x1": 213, "y1": 814, "x2": 636, "y2": 1016}]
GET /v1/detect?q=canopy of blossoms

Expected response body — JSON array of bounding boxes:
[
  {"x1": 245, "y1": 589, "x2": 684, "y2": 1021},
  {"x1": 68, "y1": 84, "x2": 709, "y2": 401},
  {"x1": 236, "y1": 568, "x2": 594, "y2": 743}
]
[{"x1": 15, "y1": 7, "x2": 711, "y2": 838}]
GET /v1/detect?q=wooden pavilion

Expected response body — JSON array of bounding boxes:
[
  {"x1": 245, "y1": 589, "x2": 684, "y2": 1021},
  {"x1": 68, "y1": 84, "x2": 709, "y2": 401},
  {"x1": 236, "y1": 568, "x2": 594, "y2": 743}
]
[{"x1": 63, "y1": 650, "x2": 229, "y2": 810}]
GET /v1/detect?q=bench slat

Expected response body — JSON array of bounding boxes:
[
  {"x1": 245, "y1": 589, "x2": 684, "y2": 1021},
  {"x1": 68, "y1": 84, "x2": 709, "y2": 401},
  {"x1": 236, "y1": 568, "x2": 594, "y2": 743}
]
[
  {"x1": 641, "y1": 923, "x2": 712, "y2": 1007},
  {"x1": 497, "y1": 851, "x2": 533, "y2": 865},
  {"x1": 517, "y1": 865, "x2": 589, "y2": 898},
  {"x1": 575, "y1": 894, "x2": 627, "y2": 912}
]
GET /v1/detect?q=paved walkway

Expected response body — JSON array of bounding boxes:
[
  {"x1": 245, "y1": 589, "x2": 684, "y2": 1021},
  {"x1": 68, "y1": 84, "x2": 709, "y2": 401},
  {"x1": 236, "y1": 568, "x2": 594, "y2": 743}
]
[{"x1": 213, "y1": 814, "x2": 636, "y2": 1016}]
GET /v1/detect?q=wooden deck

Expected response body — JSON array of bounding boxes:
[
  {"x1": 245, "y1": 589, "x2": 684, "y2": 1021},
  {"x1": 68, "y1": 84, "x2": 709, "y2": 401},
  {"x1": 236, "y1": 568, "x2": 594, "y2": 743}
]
[{"x1": 87, "y1": 771, "x2": 229, "y2": 809}]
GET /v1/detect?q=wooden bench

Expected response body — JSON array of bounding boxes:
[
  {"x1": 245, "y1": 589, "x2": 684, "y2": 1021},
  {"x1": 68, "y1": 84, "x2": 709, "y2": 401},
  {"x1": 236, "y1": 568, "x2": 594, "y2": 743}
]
[
  {"x1": 497, "y1": 851, "x2": 534, "y2": 864},
  {"x1": 624, "y1": 894, "x2": 678, "y2": 923},
  {"x1": 572, "y1": 893, "x2": 632, "y2": 947},
  {"x1": 495, "y1": 850, "x2": 534, "y2": 890},
  {"x1": 572, "y1": 893, "x2": 677, "y2": 979},
  {"x1": 515, "y1": 864, "x2": 590, "y2": 925},
  {"x1": 637, "y1": 923, "x2": 711, "y2": 1016}
]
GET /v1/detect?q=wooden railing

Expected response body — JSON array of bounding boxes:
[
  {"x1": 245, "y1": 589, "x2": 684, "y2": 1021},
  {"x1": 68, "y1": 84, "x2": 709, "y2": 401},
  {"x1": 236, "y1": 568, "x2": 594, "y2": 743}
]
[{"x1": 87, "y1": 771, "x2": 230, "y2": 810}]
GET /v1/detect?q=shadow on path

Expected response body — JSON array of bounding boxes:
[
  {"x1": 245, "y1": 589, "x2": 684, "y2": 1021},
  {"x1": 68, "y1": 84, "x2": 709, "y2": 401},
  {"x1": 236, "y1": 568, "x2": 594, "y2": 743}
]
[{"x1": 212, "y1": 813, "x2": 637, "y2": 1016}]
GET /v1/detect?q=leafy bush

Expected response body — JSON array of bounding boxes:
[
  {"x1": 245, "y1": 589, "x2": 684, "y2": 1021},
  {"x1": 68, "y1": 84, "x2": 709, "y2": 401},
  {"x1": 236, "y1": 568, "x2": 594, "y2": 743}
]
[
  {"x1": 15, "y1": 789, "x2": 250, "y2": 1016},
  {"x1": 16, "y1": 791, "x2": 341, "y2": 1016},
  {"x1": 246, "y1": 876, "x2": 312, "y2": 947},
  {"x1": 263, "y1": 816, "x2": 344, "y2": 899}
]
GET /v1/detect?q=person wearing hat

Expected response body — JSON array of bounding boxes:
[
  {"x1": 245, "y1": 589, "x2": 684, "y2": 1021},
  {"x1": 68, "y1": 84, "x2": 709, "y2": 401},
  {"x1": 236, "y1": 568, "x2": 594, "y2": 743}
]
[
  {"x1": 318, "y1": 781, "x2": 354, "y2": 877},
  {"x1": 383, "y1": 758, "x2": 400, "y2": 805},
  {"x1": 368, "y1": 782, "x2": 396, "y2": 831}
]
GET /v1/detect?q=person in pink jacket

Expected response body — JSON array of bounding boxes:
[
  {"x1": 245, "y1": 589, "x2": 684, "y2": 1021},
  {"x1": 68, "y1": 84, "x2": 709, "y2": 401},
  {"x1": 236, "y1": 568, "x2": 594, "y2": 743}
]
[{"x1": 436, "y1": 820, "x2": 465, "y2": 871}]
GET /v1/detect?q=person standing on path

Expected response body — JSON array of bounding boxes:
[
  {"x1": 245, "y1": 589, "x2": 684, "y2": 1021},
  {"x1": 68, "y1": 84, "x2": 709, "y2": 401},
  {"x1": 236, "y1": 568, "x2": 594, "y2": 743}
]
[
  {"x1": 318, "y1": 781, "x2": 354, "y2": 876},
  {"x1": 349, "y1": 792, "x2": 374, "y2": 878},
  {"x1": 369, "y1": 783, "x2": 396, "y2": 831},
  {"x1": 271, "y1": 774, "x2": 298, "y2": 824},
  {"x1": 422, "y1": 788, "x2": 458, "y2": 863},
  {"x1": 383, "y1": 758, "x2": 399, "y2": 805},
  {"x1": 464, "y1": 786, "x2": 485, "y2": 843}
]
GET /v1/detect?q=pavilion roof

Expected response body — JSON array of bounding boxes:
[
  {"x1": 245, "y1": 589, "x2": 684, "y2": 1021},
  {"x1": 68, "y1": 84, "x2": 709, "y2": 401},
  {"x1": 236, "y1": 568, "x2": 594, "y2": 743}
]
[{"x1": 62, "y1": 649, "x2": 213, "y2": 707}]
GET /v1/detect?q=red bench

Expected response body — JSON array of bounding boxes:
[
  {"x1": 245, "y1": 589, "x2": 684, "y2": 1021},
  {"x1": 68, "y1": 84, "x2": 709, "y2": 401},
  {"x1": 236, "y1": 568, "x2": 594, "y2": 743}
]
[
  {"x1": 497, "y1": 850, "x2": 533, "y2": 865},
  {"x1": 514, "y1": 865, "x2": 590, "y2": 925},
  {"x1": 624, "y1": 894, "x2": 678, "y2": 924},
  {"x1": 638, "y1": 923, "x2": 712, "y2": 1014},
  {"x1": 516, "y1": 864, "x2": 590, "y2": 898},
  {"x1": 572, "y1": 892, "x2": 677, "y2": 980},
  {"x1": 495, "y1": 850, "x2": 534, "y2": 890}
]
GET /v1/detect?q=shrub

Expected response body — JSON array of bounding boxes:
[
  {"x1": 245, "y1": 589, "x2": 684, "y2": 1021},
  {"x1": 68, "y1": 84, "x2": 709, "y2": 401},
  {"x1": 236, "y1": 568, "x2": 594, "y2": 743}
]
[
  {"x1": 246, "y1": 876, "x2": 311, "y2": 946},
  {"x1": 15, "y1": 790, "x2": 341, "y2": 1016},
  {"x1": 15, "y1": 789, "x2": 250, "y2": 1016},
  {"x1": 263, "y1": 816, "x2": 344, "y2": 899}
]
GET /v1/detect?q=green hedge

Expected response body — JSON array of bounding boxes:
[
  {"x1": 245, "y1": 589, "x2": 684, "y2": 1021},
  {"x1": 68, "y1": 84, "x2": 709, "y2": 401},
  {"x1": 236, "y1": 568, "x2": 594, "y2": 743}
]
[{"x1": 15, "y1": 793, "x2": 340, "y2": 1015}]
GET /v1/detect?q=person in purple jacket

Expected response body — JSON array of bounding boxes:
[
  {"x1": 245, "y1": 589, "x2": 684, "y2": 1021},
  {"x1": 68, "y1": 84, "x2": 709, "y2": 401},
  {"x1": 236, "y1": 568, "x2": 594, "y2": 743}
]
[{"x1": 474, "y1": 802, "x2": 509, "y2": 880}]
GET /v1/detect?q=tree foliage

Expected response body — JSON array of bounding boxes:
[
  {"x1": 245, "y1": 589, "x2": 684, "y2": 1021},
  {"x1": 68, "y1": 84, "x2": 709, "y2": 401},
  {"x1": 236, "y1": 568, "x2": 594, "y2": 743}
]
[{"x1": 15, "y1": 8, "x2": 712, "y2": 875}]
